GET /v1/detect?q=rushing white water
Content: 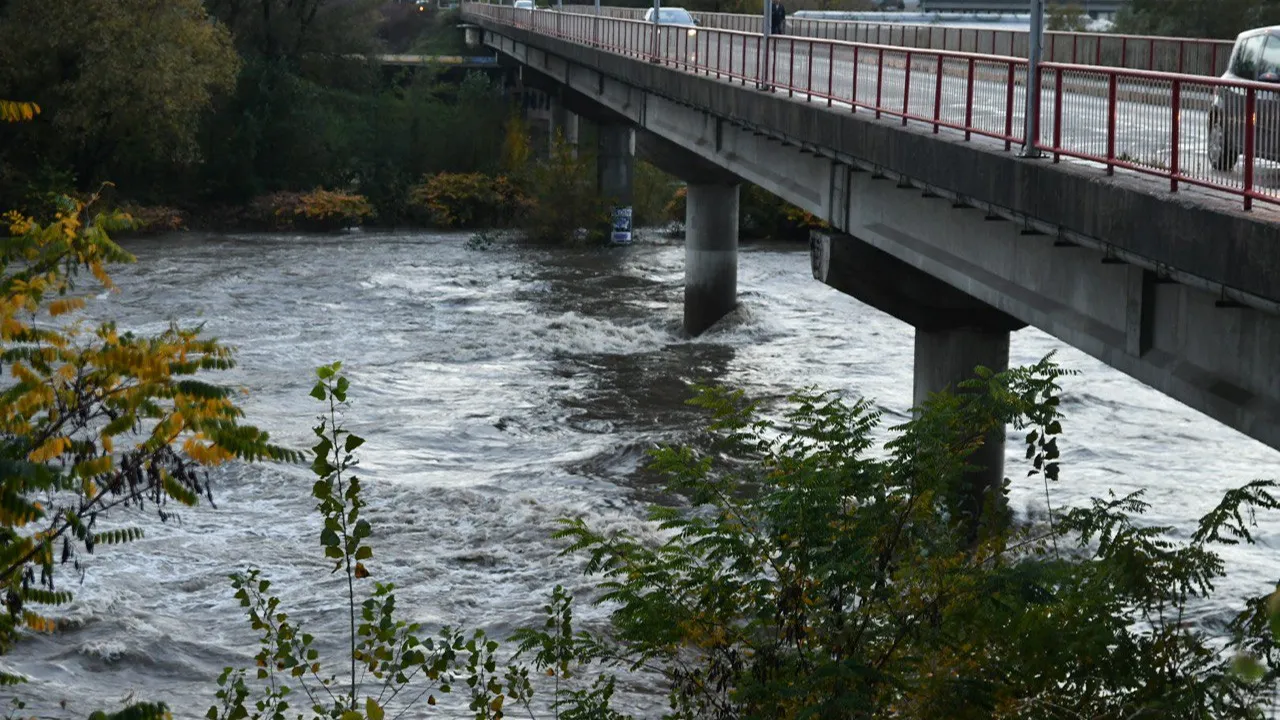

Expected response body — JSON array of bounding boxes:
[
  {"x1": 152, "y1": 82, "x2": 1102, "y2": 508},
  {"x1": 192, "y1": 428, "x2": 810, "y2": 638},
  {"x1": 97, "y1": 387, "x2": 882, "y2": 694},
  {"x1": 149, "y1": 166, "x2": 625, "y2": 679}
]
[{"x1": 5, "y1": 230, "x2": 1278, "y2": 718}]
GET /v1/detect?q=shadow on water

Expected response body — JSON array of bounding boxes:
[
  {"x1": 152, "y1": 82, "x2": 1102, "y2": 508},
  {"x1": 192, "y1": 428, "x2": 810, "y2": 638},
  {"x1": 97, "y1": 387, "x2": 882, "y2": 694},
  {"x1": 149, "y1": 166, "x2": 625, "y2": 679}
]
[{"x1": 513, "y1": 239, "x2": 741, "y2": 503}]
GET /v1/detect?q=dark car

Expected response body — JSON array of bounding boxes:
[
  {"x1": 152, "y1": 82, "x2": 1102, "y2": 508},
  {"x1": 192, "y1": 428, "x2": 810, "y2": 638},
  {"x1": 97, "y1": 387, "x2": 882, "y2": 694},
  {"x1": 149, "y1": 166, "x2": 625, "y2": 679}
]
[{"x1": 1208, "y1": 26, "x2": 1280, "y2": 171}]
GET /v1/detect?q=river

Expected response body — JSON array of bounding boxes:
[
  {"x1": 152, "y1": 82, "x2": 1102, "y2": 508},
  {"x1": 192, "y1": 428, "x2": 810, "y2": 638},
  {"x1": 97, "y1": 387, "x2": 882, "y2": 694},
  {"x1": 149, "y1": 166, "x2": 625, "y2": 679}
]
[{"x1": 7, "y1": 230, "x2": 1280, "y2": 718}]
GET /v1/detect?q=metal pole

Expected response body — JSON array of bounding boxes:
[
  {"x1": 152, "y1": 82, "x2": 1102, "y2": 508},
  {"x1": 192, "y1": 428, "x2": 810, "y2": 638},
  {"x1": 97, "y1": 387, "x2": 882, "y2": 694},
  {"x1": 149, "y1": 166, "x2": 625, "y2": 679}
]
[
  {"x1": 651, "y1": 0, "x2": 660, "y2": 61},
  {"x1": 761, "y1": 0, "x2": 772, "y2": 88},
  {"x1": 1020, "y1": 0, "x2": 1044, "y2": 158}
]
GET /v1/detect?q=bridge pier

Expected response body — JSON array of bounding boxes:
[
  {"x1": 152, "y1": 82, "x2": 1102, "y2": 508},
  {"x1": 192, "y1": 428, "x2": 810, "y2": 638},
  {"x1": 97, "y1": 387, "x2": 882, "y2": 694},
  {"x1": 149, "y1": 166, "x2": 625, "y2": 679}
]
[
  {"x1": 913, "y1": 325, "x2": 1011, "y2": 542},
  {"x1": 549, "y1": 93, "x2": 579, "y2": 157},
  {"x1": 811, "y1": 231, "x2": 1026, "y2": 542},
  {"x1": 597, "y1": 123, "x2": 634, "y2": 243},
  {"x1": 685, "y1": 184, "x2": 740, "y2": 336}
]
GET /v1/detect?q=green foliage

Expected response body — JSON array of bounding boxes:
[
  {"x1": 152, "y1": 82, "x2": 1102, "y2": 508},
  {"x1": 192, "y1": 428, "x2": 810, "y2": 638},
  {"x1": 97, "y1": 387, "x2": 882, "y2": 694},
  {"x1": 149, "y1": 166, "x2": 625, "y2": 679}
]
[
  {"x1": 205, "y1": 0, "x2": 384, "y2": 63},
  {"x1": 212, "y1": 365, "x2": 544, "y2": 720},
  {"x1": 0, "y1": 0, "x2": 239, "y2": 196},
  {"x1": 0, "y1": 194, "x2": 292, "y2": 700},
  {"x1": 1045, "y1": 3, "x2": 1087, "y2": 31},
  {"x1": 517, "y1": 135, "x2": 609, "y2": 245},
  {"x1": 536, "y1": 357, "x2": 1280, "y2": 719},
  {"x1": 632, "y1": 161, "x2": 678, "y2": 228},
  {"x1": 1112, "y1": 0, "x2": 1280, "y2": 39},
  {"x1": 199, "y1": 63, "x2": 509, "y2": 223}
]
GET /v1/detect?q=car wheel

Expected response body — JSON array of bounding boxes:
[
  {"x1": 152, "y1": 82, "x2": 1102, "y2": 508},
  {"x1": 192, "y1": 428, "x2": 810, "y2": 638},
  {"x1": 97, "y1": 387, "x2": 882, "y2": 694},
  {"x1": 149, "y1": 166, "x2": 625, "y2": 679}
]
[{"x1": 1208, "y1": 115, "x2": 1238, "y2": 172}]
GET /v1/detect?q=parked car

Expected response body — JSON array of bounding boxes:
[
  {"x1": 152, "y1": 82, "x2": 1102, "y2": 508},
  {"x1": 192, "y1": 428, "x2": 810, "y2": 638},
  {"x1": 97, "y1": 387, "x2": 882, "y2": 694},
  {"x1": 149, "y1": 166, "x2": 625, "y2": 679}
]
[
  {"x1": 643, "y1": 6, "x2": 699, "y2": 36},
  {"x1": 1208, "y1": 26, "x2": 1280, "y2": 171}
]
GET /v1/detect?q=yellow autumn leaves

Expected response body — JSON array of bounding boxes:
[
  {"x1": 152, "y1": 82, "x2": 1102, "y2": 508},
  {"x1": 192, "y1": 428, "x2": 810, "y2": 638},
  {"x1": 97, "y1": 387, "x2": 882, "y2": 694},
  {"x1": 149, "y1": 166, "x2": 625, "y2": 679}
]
[{"x1": 0, "y1": 195, "x2": 291, "y2": 679}]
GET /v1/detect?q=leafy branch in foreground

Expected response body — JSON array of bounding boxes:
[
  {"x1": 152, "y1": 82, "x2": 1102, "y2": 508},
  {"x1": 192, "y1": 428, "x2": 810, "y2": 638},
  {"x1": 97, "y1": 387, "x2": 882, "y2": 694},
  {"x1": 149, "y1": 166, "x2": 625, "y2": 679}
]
[
  {"x1": 539, "y1": 357, "x2": 1280, "y2": 720},
  {"x1": 212, "y1": 363, "x2": 551, "y2": 720},
  {"x1": 0, "y1": 193, "x2": 294, "y2": 709}
]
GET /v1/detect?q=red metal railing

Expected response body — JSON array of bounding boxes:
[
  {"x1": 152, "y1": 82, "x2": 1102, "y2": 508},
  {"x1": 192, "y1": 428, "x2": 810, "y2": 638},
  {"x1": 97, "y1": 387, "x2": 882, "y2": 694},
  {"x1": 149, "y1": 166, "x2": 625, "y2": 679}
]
[
  {"x1": 558, "y1": 5, "x2": 1235, "y2": 77},
  {"x1": 476, "y1": 5, "x2": 1278, "y2": 210}
]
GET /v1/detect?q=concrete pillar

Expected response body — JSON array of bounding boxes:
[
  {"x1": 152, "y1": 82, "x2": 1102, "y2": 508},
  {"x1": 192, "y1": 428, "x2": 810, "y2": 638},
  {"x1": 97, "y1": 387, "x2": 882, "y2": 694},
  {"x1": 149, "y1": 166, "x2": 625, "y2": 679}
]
[
  {"x1": 597, "y1": 124, "x2": 634, "y2": 244},
  {"x1": 550, "y1": 101, "x2": 579, "y2": 158},
  {"x1": 684, "y1": 184, "x2": 740, "y2": 336},
  {"x1": 562, "y1": 112, "x2": 579, "y2": 158},
  {"x1": 913, "y1": 326, "x2": 1011, "y2": 544},
  {"x1": 464, "y1": 27, "x2": 481, "y2": 48}
]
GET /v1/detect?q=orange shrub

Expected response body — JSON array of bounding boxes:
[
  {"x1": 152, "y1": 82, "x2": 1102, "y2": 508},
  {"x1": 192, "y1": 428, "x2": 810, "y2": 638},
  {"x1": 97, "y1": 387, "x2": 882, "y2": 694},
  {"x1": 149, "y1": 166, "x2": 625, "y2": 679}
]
[
  {"x1": 117, "y1": 203, "x2": 186, "y2": 235},
  {"x1": 253, "y1": 189, "x2": 374, "y2": 231},
  {"x1": 407, "y1": 172, "x2": 528, "y2": 229}
]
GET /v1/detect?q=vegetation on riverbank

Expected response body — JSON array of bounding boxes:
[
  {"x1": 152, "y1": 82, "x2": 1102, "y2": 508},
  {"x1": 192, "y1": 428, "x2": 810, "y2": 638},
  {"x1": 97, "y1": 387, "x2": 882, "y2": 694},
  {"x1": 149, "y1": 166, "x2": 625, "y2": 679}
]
[{"x1": 1113, "y1": 0, "x2": 1280, "y2": 39}]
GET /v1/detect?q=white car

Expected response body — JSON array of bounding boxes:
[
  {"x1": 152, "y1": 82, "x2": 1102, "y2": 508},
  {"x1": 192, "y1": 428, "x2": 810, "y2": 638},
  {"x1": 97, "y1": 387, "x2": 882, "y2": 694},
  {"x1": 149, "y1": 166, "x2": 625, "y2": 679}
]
[
  {"x1": 643, "y1": 6, "x2": 698, "y2": 36},
  {"x1": 513, "y1": 0, "x2": 535, "y2": 8}
]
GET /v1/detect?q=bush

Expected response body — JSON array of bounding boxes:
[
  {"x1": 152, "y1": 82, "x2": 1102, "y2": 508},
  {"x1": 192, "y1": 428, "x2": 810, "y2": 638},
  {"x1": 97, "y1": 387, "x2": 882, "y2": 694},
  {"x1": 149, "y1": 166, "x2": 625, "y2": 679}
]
[
  {"x1": 408, "y1": 172, "x2": 528, "y2": 228},
  {"x1": 539, "y1": 359, "x2": 1280, "y2": 719},
  {"x1": 633, "y1": 160, "x2": 677, "y2": 227},
  {"x1": 116, "y1": 203, "x2": 186, "y2": 236},
  {"x1": 518, "y1": 136, "x2": 609, "y2": 244},
  {"x1": 663, "y1": 184, "x2": 687, "y2": 224},
  {"x1": 251, "y1": 189, "x2": 373, "y2": 231}
]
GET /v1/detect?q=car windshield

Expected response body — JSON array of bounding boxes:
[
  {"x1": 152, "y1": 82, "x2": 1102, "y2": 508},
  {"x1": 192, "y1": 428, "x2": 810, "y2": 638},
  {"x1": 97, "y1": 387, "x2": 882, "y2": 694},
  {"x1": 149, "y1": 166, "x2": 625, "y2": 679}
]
[{"x1": 652, "y1": 8, "x2": 694, "y2": 24}]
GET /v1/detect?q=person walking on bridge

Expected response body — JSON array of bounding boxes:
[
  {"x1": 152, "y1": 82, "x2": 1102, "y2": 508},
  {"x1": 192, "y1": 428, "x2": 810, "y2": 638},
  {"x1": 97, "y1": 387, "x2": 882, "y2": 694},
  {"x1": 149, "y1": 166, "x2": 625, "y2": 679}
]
[{"x1": 771, "y1": 0, "x2": 786, "y2": 34}]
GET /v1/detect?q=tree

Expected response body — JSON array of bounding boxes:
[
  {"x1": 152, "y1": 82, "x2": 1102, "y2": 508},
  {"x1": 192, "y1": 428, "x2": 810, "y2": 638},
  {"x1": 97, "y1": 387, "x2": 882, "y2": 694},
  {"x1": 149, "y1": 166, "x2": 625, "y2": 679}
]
[
  {"x1": 0, "y1": 0, "x2": 239, "y2": 194},
  {"x1": 0, "y1": 191, "x2": 294, "y2": 704},
  {"x1": 1046, "y1": 2, "x2": 1087, "y2": 32},
  {"x1": 530, "y1": 361, "x2": 1280, "y2": 719},
  {"x1": 204, "y1": 0, "x2": 386, "y2": 62},
  {"x1": 1113, "y1": 0, "x2": 1280, "y2": 39}
]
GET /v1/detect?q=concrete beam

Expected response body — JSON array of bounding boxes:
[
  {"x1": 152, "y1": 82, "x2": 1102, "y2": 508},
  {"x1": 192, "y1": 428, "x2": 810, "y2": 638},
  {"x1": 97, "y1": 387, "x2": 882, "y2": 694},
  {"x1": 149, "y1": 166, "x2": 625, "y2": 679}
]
[
  {"x1": 811, "y1": 232, "x2": 1026, "y2": 333},
  {"x1": 636, "y1": 131, "x2": 740, "y2": 185}
]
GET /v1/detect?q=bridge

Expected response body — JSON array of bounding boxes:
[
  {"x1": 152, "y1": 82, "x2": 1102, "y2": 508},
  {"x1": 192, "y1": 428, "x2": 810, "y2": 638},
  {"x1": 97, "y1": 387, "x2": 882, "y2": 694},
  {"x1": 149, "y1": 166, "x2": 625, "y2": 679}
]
[
  {"x1": 919, "y1": 0, "x2": 1125, "y2": 15},
  {"x1": 563, "y1": 6, "x2": 1234, "y2": 76},
  {"x1": 462, "y1": 4, "x2": 1280, "y2": 501}
]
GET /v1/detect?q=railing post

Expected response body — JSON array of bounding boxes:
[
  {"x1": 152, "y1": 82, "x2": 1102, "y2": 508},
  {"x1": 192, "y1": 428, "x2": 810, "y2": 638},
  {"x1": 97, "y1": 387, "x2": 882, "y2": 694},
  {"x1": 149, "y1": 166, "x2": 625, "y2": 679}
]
[
  {"x1": 1105, "y1": 73, "x2": 1117, "y2": 175},
  {"x1": 1170, "y1": 80, "x2": 1181, "y2": 193},
  {"x1": 1245, "y1": 88, "x2": 1256, "y2": 211},
  {"x1": 851, "y1": 45, "x2": 860, "y2": 113},
  {"x1": 1051, "y1": 67, "x2": 1063, "y2": 162},
  {"x1": 902, "y1": 50, "x2": 912, "y2": 126},
  {"x1": 964, "y1": 57, "x2": 974, "y2": 141},
  {"x1": 827, "y1": 43, "x2": 835, "y2": 106},
  {"x1": 933, "y1": 54, "x2": 943, "y2": 133},
  {"x1": 1020, "y1": 0, "x2": 1044, "y2": 158}
]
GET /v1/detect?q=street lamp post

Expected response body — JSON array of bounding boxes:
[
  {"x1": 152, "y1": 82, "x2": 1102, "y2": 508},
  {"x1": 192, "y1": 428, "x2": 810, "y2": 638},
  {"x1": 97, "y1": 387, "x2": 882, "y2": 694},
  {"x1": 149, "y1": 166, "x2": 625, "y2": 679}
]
[
  {"x1": 761, "y1": 0, "x2": 773, "y2": 88},
  {"x1": 651, "y1": 0, "x2": 660, "y2": 61},
  {"x1": 1020, "y1": 0, "x2": 1044, "y2": 158}
]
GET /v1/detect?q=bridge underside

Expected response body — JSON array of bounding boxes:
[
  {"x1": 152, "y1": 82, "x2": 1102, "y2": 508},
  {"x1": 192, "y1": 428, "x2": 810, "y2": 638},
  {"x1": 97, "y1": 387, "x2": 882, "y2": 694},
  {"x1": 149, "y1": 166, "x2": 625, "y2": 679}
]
[{"x1": 480, "y1": 22, "x2": 1280, "y2": 452}]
